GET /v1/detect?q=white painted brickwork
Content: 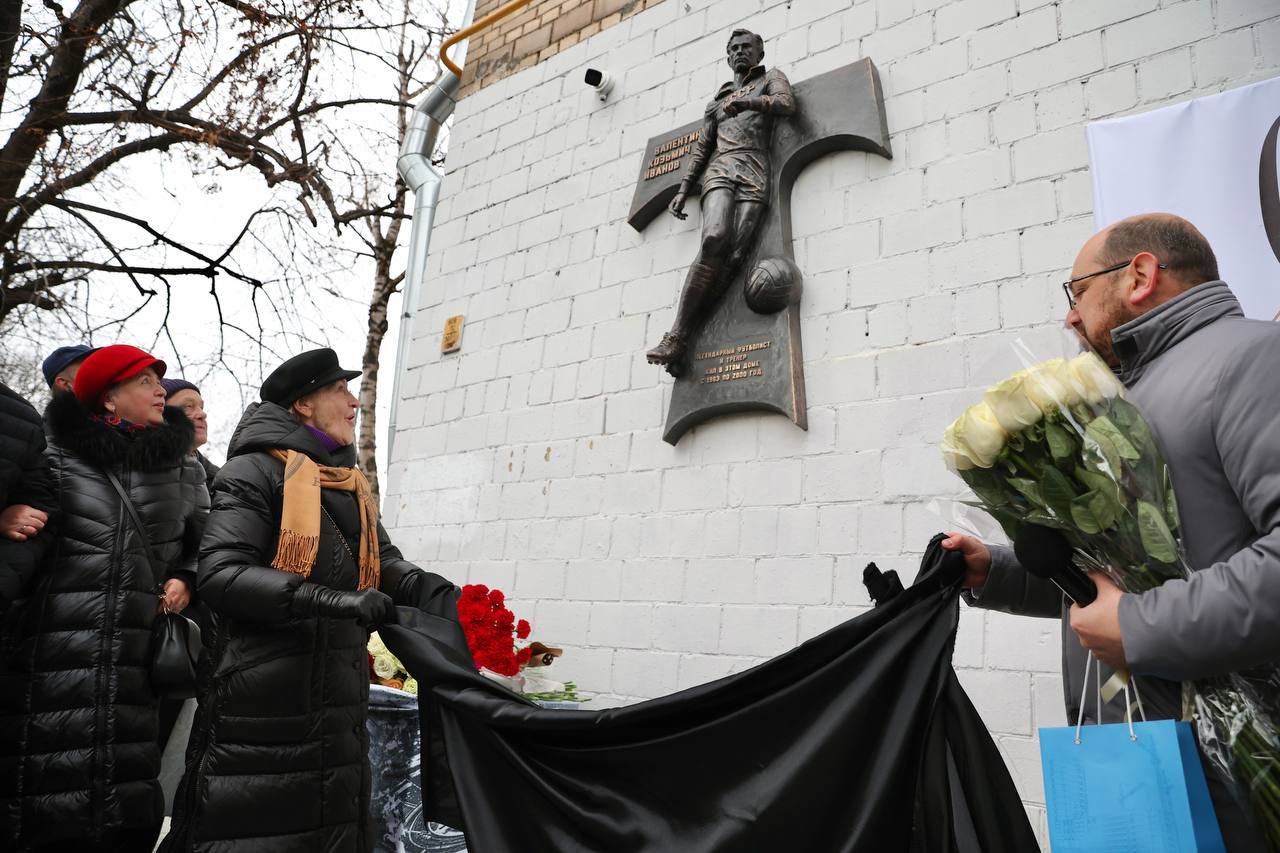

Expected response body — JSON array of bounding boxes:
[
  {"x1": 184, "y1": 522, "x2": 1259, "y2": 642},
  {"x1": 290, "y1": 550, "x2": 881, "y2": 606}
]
[{"x1": 384, "y1": 0, "x2": 1280, "y2": 844}]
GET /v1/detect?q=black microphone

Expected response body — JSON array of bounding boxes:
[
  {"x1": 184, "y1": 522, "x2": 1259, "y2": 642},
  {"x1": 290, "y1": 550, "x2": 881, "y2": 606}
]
[{"x1": 1013, "y1": 524, "x2": 1097, "y2": 606}]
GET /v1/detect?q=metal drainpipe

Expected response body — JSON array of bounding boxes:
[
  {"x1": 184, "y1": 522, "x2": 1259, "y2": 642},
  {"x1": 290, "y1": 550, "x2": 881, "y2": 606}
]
[{"x1": 385, "y1": 0, "x2": 477, "y2": 472}]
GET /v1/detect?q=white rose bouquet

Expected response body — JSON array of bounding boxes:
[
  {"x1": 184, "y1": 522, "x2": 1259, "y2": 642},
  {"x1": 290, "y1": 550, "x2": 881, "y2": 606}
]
[
  {"x1": 942, "y1": 351, "x2": 1280, "y2": 845},
  {"x1": 368, "y1": 632, "x2": 418, "y2": 696}
]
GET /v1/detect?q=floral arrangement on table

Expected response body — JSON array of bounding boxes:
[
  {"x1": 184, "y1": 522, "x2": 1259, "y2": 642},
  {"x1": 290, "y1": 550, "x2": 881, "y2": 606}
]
[
  {"x1": 366, "y1": 584, "x2": 585, "y2": 703},
  {"x1": 941, "y1": 350, "x2": 1280, "y2": 846},
  {"x1": 368, "y1": 632, "x2": 417, "y2": 695},
  {"x1": 456, "y1": 583, "x2": 533, "y2": 676},
  {"x1": 456, "y1": 583, "x2": 587, "y2": 703}
]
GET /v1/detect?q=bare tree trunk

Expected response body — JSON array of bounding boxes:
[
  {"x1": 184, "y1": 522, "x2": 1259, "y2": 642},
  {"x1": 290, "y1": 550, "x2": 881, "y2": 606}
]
[
  {"x1": 0, "y1": 0, "x2": 23, "y2": 112},
  {"x1": 356, "y1": 8, "x2": 419, "y2": 505},
  {"x1": 357, "y1": 250, "x2": 401, "y2": 505}
]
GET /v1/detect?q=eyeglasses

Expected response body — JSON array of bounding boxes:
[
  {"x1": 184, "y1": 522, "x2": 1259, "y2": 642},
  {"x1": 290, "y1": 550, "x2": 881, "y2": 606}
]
[{"x1": 1061, "y1": 258, "x2": 1167, "y2": 310}]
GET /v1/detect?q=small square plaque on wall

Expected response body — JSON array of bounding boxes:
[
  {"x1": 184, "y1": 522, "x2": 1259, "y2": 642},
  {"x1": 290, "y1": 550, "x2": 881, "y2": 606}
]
[{"x1": 441, "y1": 315, "x2": 464, "y2": 353}]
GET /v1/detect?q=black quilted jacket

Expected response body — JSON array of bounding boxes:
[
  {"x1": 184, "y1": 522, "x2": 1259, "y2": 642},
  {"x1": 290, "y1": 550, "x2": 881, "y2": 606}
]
[
  {"x1": 162, "y1": 402, "x2": 456, "y2": 853},
  {"x1": 0, "y1": 383, "x2": 54, "y2": 602},
  {"x1": 0, "y1": 393, "x2": 209, "y2": 848}
]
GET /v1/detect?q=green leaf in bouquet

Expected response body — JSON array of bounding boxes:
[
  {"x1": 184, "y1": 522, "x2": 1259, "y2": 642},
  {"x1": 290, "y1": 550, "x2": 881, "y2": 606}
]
[
  {"x1": 1074, "y1": 466, "x2": 1115, "y2": 498},
  {"x1": 1040, "y1": 466, "x2": 1078, "y2": 522},
  {"x1": 1114, "y1": 513, "x2": 1168, "y2": 584},
  {"x1": 1163, "y1": 468, "x2": 1181, "y2": 532},
  {"x1": 1118, "y1": 513, "x2": 1147, "y2": 560},
  {"x1": 1137, "y1": 500, "x2": 1179, "y2": 563},
  {"x1": 1166, "y1": 488, "x2": 1180, "y2": 534},
  {"x1": 1025, "y1": 511, "x2": 1070, "y2": 530},
  {"x1": 1071, "y1": 490, "x2": 1120, "y2": 534},
  {"x1": 1074, "y1": 468, "x2": 1127, "y2": 525},
  {"x1": 982, "y1": 505, "x2": 1027, "y2": 539},
  {"x1": 1070, "y1": 402, "x2": 1096, "y2": 424},
  {"x1": 1088, "y1": 416, "x2": 1141, "y2": 461},
  {"x1": 1007, "y1": 478, "x2": 1044, "y2": 507},
  {"x1": 1082, "y1": 427, "x2": 1121, "y2": 477},
  {"x1": 1070, "y1": 495, "x2": 1104, "y2": 534},
  {"x1": 1110, "y1": 398, "x2": 1155, "y2": 451},
  {"x1": 961, "y1": 468, "x2": 1011, "y2": 508},
  {"x1": 1133, "y1": 454, "x2": 1167, "y2": 504},
  {"x1": 1044, "y1": 421, "x2": 1076, "y2": 461},
  {"x1": 1106, "y1": 396, "x2": 1133, "y2": 428},
  {"x1": 1094, "y1": 489, "x2": 1123, "y2": 529}
]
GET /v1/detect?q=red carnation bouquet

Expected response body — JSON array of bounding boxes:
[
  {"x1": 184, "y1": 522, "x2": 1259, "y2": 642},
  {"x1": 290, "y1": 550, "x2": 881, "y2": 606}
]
[{"x1": 456, "y1": 584, "x2": 533, "y2": 677}]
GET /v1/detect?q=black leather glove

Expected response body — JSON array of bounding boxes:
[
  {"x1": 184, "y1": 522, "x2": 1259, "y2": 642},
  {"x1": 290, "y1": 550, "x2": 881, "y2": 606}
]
[{"x1": 291, "y1": 584, "x2": 395, "y2": 628}]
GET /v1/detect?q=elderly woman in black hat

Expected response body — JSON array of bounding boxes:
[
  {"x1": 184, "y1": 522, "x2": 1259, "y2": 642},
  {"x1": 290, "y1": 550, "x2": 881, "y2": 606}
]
[{"x1": 163, "y1": 348, "x2": 457, "y2": 853}]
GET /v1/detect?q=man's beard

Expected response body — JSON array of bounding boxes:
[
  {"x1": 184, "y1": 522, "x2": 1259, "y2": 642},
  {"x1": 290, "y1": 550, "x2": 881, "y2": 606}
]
[
  {"x1": 1085, "y1": 328, "x2": 1120, "y2": 368},
  {"x1": 1076, "y1": 294, "x2": 1130, "y2": 369}
]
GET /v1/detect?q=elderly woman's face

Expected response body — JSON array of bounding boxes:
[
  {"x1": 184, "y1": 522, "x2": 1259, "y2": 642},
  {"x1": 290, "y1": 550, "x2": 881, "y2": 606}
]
[
  {"x1": 293, "y1": 379, "x2": 358, "y2": 447},
  {"x1": 106, "y1": 367, "x2": 166, "y2": 426},
  {"x1": 168, "y1": 389, "x2": 208, "y2": 448}
]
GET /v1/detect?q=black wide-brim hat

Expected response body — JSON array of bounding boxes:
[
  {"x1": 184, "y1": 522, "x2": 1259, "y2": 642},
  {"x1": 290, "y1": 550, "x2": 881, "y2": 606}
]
[{"x1": 261, "y1": 348, "x2": 362, "y2": 407}]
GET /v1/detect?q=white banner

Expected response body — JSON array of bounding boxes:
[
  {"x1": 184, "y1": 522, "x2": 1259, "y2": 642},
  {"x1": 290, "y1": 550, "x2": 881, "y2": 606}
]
[{"x1": 1087, "y1": 76, "x2": 1280, "y2": 320}]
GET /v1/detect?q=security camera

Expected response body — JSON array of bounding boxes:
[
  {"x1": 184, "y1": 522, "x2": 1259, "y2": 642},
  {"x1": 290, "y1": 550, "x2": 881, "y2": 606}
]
[{"x1": 584, "y1": 68, "x2": 615, "y2": 102}]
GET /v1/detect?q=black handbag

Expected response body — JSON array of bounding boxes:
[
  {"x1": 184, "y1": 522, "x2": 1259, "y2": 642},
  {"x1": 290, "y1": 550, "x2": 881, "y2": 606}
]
[
  {"x1": 149, "y1": 609, "x2": 201, "y2": 699},
  {"x1": 103, "y1": 468, "x2": 201, "y2": 699}
]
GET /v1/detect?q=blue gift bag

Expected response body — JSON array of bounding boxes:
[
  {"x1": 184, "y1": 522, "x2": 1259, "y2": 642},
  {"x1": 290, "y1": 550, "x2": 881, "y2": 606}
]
[{"x1": 1040, "y1": 659, "x2": 1225, "y2": 853}]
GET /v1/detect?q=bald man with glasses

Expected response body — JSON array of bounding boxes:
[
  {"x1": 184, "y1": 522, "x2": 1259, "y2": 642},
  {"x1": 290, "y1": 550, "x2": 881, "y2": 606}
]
[{"x1": 944, "y1": 212, "x2": 1280, "y2": 851}]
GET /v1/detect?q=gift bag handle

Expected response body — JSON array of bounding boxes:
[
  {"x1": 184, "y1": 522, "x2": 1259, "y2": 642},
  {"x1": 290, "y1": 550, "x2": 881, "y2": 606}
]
[{"x1": 1074, "y1": 653, "x2": 1147, "y2": 745}]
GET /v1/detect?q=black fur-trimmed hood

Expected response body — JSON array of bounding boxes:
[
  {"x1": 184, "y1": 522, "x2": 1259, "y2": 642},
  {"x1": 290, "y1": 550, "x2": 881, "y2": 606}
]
[{"x1": 45, "y1": 391, "x2": 195, "y2": 471}]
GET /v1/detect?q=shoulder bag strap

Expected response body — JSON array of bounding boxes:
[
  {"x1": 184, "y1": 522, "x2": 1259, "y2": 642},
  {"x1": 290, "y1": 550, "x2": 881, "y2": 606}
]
[{"x1": 102, "y1": 468, "x2": 161, "y2": 584}]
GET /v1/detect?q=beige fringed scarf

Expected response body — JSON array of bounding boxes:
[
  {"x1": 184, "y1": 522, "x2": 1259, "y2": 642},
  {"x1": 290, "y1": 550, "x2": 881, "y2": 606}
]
[{"x1": 269, "y1": 449, "x2": 380, "y2": 590}]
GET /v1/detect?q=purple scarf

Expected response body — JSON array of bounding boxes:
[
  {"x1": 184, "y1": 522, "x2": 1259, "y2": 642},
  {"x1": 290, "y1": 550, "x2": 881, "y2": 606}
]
[{"x1": 304, "y1": 424, "x2": 346, "y2": 453}]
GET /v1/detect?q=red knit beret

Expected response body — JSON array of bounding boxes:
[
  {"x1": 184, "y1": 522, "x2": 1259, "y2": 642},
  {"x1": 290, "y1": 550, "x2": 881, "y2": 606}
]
[{"x1": 73, "y1": 345, "x2": 167, "y2": 407}]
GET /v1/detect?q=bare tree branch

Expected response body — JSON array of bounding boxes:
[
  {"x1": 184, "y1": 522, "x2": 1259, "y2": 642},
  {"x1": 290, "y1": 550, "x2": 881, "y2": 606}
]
[
  {"x1": 54, "y1": 199, "x2": 267, "y2": 284},
  {"x1": 0, "y1": 0, "x2": 131, "y2": 214},
  {"x1": 3, "y1": 132, "x2": 186, "y2": 244},
  {"x1": 0, "y1": 0, "x2": 456, "y2": 431}
]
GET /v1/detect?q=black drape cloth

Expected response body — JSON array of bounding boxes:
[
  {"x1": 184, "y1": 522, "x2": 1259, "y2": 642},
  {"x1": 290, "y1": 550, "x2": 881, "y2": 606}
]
[{"x1": 380, "y1": 536, "x2": 1038, "y2": 853}]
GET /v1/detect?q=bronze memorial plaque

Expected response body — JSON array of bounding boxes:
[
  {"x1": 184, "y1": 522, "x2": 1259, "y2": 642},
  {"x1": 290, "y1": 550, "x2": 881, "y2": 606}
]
[
  {"x1": 629, "y1": 29, "x2": 891, "y2": 444},
  {"x1": 441, "y1": 315, "x2": 465, "y2": 354}
]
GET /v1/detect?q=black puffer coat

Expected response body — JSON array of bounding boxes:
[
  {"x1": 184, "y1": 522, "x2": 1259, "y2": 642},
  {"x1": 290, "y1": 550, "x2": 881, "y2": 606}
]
[
  {"x1": 0, "y1": 393, "x2": 209, "y2": 848},
  {"x1": 163, "y1": 402, "x2": 455, "y2": 853},
  {"x1": 0, "y1": 383, "x2": 55, "y2": 602},
  {"x1": 194, "y1": 450, "x2": 220, "y2": 493}
]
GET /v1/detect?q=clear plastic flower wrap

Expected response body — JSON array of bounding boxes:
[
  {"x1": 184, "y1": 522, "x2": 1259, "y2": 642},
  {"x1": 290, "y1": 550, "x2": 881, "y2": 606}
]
[{"x1": 940, "y1": 339, "x2": 1280, "y2": 846}]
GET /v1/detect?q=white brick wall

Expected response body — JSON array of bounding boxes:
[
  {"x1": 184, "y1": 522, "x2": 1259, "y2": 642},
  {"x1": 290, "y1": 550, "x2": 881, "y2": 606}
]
[{"x1": 385, "y1": 0, "x2": 1280, "y2": 845}]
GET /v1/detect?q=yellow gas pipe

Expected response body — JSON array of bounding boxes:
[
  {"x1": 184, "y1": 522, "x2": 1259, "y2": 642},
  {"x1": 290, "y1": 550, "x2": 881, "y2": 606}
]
[{"x1": 439, "y1": 0, "x2": 538, "y2": 77}]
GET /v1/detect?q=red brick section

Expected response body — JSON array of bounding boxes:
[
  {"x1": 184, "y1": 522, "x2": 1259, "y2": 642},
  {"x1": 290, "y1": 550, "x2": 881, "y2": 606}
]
[{"x1": 458, "y1": 0, "x2": 665, "y2": 98}]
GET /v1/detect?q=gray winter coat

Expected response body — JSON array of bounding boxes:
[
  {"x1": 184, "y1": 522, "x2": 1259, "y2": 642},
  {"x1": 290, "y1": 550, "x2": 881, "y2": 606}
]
[{"x1": 966, "y1": 281, "x2": 1280, "y2": 851}]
